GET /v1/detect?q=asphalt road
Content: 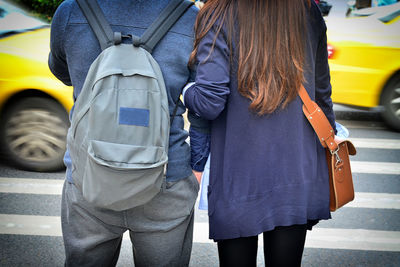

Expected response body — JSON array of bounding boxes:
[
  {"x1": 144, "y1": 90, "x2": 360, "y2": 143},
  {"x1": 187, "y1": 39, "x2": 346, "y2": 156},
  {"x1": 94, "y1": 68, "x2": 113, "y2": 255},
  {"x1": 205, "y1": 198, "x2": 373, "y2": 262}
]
[{"x1": 0, "y1": 104, "x2": 399, "y2": 267}]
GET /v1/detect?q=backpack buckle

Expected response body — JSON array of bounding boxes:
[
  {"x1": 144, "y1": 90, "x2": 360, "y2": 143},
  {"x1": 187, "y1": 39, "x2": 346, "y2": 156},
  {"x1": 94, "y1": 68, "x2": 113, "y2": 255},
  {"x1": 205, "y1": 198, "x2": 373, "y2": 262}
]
[
  {"x1": 113, "y1": 32, "x2": 122, "y2": 45},
  {"x1": 114, "y1": 33, "x2": 137, "y2": 46},
  {"x1": 132, "y1": 35, "x2": 141, "y2": 47}
]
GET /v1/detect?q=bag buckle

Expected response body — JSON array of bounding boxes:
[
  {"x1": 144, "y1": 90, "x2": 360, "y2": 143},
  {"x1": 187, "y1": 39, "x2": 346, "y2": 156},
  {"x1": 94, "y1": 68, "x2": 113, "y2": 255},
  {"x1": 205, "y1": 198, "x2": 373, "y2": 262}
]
[{"x1": 331, "y1": 147, "x2": 342, "y2": 168}]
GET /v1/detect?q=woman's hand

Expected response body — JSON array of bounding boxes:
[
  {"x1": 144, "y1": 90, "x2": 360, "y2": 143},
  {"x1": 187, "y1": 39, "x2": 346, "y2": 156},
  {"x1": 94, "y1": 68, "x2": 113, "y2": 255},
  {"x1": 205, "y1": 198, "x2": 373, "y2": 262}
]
[
  {"x1": 195, "y1": 1, "x2": 204, "y2": 9},
  {"x1": 193, "y1": 170, "x2": 202, "y2": 184}
]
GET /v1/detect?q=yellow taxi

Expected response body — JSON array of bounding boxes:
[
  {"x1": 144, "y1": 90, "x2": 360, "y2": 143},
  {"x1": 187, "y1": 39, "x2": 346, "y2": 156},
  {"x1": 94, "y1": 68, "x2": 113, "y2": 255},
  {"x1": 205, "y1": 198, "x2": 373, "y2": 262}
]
[
  {"x1": 326, "y1": 3, "x2": 400, "y2": 131},
  {"x1": 0, "y1": 1, "x2": 73, "y2": 171}
]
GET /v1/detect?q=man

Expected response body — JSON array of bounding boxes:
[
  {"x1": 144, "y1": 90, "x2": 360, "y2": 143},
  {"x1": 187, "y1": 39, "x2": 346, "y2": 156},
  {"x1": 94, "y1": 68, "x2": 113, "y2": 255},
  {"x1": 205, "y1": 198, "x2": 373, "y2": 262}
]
[{"x1": 48, "y1": 1, "x2": 199, "y2": 266}]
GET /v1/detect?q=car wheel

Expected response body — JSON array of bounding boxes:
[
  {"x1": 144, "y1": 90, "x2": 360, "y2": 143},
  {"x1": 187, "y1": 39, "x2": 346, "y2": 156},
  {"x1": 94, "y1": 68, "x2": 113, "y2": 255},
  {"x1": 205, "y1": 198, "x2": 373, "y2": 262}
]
[
  {"x1": 0, "y1": 97, "x2": 69, "y2": 171},
  {"x1": 381, "y1": 75, "x2": 400, "y2": 131}
]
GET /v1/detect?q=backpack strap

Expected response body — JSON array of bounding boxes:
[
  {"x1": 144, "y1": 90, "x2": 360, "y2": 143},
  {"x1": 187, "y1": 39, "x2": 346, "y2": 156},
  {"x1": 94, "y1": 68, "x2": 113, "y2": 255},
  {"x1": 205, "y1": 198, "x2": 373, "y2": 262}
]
[
  {"x1": 138, "y1": 0, "x2": 193, "y2": 125},
  {"x1": 76, "y1": 0, "x2": 115, "y2": 50},
  {"x1": 140, "y1": 0, "x2": 194, "y2": 53},
  {"x1": 76, "y1": 0, "x2": 194, "y2": 124},
  {"x1": 77, "y1": 0, "x2": 194, "y2": 52}
]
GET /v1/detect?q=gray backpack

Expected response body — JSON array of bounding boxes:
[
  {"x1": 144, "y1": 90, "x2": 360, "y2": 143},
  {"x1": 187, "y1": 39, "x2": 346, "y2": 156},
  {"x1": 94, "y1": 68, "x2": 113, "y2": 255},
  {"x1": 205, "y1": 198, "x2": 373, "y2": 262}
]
[{"x1": 69, "y1": 0, "x2": 193, "y2": 211}]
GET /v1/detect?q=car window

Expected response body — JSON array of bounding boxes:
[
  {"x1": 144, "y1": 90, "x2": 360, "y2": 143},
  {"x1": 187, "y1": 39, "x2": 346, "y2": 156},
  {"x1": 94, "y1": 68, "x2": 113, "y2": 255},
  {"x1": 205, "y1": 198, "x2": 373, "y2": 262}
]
[
  {"x1": 351, "y1": 2, "x2": 400, "y2": 21},
  {"x1": 378, "y1": 9, "x2": 400, "y2": 23},
  {"x1": 0, "y1": 0, "x2": 47, "y2": 36},
  {"x1": 0, "y1": 7, "x2": 6, "y2": 18}
]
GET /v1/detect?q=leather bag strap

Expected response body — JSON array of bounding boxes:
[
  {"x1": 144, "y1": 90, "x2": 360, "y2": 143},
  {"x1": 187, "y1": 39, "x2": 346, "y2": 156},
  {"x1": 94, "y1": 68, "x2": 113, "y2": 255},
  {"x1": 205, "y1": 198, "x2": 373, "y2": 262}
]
[{"x1": 298, "y1": 85, "x2": 338, "y2": 152}]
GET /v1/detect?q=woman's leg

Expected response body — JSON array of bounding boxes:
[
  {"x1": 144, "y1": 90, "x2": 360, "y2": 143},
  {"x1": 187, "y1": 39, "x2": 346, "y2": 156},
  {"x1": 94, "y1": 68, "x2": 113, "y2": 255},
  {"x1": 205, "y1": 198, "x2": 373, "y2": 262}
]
[
  {"x1": 217, "y1": 235, "x2": 258, "y2": 267},
  {"x1": 263, "y1": 224, "x2": 307, "y2": 267}
]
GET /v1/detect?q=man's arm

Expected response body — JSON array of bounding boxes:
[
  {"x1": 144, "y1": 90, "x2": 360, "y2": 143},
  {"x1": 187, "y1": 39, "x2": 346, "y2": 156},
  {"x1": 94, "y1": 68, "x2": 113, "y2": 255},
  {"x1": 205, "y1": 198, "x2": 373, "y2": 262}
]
[{"x1": 48, "y1": 1, "x2": 72, "y2": 86}]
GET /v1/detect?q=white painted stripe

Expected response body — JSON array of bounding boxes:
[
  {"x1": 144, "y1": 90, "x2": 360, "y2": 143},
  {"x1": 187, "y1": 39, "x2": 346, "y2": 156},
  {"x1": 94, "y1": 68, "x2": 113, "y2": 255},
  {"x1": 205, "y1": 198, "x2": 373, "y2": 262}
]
[
  {"x1": 0, "y1": 178, "x2": 64, "y2": 195},
  {"x1": 2, "y1": 179, "x2": 400, "y2": 211},
  {"x1": 351, "y1": 161, "x2": 400, "y2": 175},
  {"x1": 1, "y1": 214, "x2": 399, "y2": 252},
  {"x1": 1, "y1": 178, "x2": 399, "y2": 210},
  {"x1": 0, "y1": 214, "x2": 60, "y2": 236},
  {"x1": 0, "y1": 162, "x2": 398, "y2": 197},
  {"x1": 305, "y1": 228, "x2": 400, "y2": 252},
  {"x1": 193, "y1": 223, "x2": 400, "y2": 252},
  {"x1": 350, "y1": 192, "x2": 400, "y2": 209},
  {"x1": 349, "y1": 138, "x2": 400, "y2": 150},
  {"x1": 335, "y1": 120, "x2": 386, "y2": 130},
  {"x1": 195, "y1": 193, "x2": 400, "y2": 211}
]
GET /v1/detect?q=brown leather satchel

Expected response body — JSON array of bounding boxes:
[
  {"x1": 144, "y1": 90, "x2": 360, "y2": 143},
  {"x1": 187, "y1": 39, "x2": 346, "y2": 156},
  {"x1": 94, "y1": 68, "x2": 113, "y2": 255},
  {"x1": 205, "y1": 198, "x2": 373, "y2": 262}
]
[{"x1": 299, "y1": 85, "x2": 357, "y2": 211}]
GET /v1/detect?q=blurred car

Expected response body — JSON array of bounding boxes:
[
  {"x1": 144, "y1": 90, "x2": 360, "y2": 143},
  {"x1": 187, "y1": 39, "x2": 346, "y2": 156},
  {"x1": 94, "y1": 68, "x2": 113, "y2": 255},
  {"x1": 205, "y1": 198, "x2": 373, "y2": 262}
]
[
  {"x1": 316, "y1": 0, "x2": 333, "y2": 16},
  {"x1": 326, "y1": 3, "x2": 400, "y2": 130},
  {"x1": 0, "y1": 0, "x2": 73, "y2": 171}
]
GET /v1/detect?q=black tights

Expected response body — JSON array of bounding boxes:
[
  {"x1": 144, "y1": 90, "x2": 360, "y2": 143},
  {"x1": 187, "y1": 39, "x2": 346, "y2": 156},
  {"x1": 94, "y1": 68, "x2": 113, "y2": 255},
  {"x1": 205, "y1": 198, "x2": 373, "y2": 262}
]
[{"x1": 217, "y1": 224, "x2": 307, "y2": 267}]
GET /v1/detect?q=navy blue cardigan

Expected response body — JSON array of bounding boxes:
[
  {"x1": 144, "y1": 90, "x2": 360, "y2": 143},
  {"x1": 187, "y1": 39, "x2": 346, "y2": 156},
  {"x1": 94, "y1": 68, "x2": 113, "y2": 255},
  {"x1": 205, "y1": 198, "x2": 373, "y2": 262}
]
[{"x1": 184, "y1": 2, "x2": 337, "y2": 240}]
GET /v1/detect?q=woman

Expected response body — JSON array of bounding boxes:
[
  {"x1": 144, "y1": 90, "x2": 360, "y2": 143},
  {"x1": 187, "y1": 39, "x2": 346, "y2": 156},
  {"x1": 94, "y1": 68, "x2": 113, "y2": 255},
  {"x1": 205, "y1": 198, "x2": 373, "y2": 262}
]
[{"x1": 184, "y1": 0, "x2": 336, "y2": 266}]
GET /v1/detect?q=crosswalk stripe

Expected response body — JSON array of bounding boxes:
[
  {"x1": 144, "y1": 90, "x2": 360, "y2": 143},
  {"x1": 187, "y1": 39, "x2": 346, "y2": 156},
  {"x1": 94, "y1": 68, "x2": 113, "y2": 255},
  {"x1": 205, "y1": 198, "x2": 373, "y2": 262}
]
[
  {"x1": 305, "y1": 228, "x2": 400, "y2": 252},
  {"x1": 0, "y1": 178, "x2": 64, "y2": 195},
  {"x1": 1, "y1": 178, "x2": 400, "y2": 210},
  {"x1": 335, "y1": 120, "x2": 386, "y2": 130},
  {"x1": 351, "y1": 161, "x2": 400, "y2": 175},
  {"x1": 194, "y1": 223, "x2": 400, "y2": 252},
  {"x1": 1, "y1": 214, "x2": 399, "y2": 252},
  {"x1": 0, "y1": 214, "x2": 60, "y2": 237},
  {"x1": 0, "y1": 162, "x2": 397, "y2": 197},
  {"x1": 349, "y1": 138, "x2": 400, "y2": 149},
  {"x1": 348, "y1": 192, "x2": 400, "y2": 209}
]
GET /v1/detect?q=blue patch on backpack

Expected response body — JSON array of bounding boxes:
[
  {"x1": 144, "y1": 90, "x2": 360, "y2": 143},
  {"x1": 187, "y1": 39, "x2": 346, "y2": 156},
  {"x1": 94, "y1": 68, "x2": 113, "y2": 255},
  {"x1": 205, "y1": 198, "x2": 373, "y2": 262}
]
[{"x1": 119, "y1": 107, "x2": 149, "y2": 127}]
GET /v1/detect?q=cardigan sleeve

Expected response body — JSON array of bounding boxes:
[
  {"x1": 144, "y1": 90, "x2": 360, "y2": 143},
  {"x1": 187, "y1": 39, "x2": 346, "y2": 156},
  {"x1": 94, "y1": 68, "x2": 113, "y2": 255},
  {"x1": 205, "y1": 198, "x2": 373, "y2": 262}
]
[
  {"x1": 184, "y1": 25, "x2": 231, "y2": 121},
  {"x1": 183, "y1": 70, "x2": 211, "y2": 171}
]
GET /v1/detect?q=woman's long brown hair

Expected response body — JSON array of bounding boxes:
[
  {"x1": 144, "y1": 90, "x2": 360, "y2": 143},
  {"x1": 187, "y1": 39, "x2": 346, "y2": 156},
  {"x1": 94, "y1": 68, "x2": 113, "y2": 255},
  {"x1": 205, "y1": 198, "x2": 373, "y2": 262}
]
[{"x1": 190, "y1": 0, "x2": 311, "y2": 115}]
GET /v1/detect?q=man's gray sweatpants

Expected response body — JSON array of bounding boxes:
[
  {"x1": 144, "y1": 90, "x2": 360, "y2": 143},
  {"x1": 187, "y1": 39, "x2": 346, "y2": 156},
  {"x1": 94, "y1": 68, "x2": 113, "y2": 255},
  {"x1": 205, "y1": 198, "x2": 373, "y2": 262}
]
[{"x1": 61, "y1": 174, "x2": 199, "y2": 267}]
